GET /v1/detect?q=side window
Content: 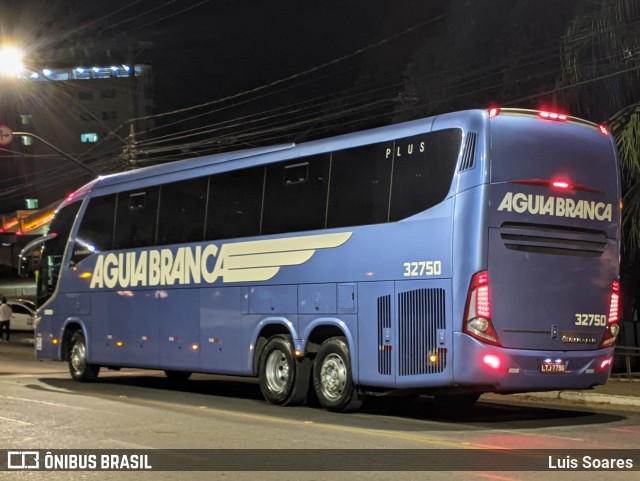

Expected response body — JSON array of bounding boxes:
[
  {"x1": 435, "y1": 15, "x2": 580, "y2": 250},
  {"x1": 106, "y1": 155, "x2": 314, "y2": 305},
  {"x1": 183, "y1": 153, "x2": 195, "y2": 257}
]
[
  {"x1": 11, "y1": 305, "x2": 29, "y2": 315},
  {"x1": 206, "y1": 167, "x2": 264, "y2": 240},
  {"x1": 46, "y1": 202, "x2": 82, "y2": 260},
  {"x1": 38, "y1": 202, "x2": 82, "y2": 306},
  {"x1": 327, "y1": 142, "x2": 393, "y2": 228},
  {"x1": 73, "y1": 194, "x2": 116, "y2": 264},
  {"x1": 262, "y1": 154, "x2": 330, "y2": 235},
  {"x1": 157, "y1": 177, "x2": 208, "y2": 245},
  {"x1": 389, "y1": 129, "x2": 462, "y2": 221},
  {"x1": 114, "y1": 187, "x2": 159, "y2": 249}
]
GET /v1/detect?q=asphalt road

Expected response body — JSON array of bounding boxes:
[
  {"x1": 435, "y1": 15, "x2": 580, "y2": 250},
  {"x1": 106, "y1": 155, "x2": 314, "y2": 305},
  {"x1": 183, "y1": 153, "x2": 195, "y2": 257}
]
[{"x1": 1, "y1": 332, "x2": 640, "y2": 481}]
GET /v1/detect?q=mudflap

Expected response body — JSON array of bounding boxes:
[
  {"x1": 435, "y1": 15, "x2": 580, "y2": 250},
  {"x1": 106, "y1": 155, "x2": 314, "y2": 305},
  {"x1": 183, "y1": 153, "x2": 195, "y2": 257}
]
[{"x1": 284, "y1": 355, "x2": 313, "y2": 406}]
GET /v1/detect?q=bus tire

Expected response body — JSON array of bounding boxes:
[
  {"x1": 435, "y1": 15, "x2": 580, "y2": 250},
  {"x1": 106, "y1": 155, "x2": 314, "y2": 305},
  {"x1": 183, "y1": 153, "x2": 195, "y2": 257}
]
[
  {"x1": 313, "y1": 337, "x2": 362, "y2": 412},
  {"x1": 164, "y1": 370, "x2": 192, "y2": 382},
  {"x1": 68, "y1": 330, "x2": 100, "y2": 382},
  {"x1": 258, "y1": 335, "x2": 298, "y2": 406}
]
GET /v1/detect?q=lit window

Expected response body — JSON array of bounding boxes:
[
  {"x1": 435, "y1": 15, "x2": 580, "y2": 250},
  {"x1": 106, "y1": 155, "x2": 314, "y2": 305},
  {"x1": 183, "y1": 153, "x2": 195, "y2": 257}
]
[
  {"x1": 21, "y1": 136, "x2": 33, "y2": 146},
  {"x1": 80, "y1": 133, "x2": 99, "y2": 143},
  {"x1": 20, "y1": 114, "x2": 32, "y2": 125}
]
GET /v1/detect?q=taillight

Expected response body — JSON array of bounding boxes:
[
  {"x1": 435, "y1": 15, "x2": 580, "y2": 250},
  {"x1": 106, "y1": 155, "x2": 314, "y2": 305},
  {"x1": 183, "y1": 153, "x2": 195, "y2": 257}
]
[
  {"x1": 600, "y1": 280, "x2": 621, "y2": 348},
  {"x1": 463, "y1": 271, "x2": 501, "y2": 346}
]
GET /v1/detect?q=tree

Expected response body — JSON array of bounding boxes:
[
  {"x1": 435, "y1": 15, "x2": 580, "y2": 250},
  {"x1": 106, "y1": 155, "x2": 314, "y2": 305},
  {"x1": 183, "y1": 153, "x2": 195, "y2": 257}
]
[{"x1": 559, "y1": 0, "x2": 640, "y2": 342}]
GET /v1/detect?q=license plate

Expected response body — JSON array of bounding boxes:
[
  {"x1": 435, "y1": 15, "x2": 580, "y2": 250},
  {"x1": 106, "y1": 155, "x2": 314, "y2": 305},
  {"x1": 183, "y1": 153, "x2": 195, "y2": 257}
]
[{"x1": 540, "y1": 360, "x2": 567, "y2": 373}]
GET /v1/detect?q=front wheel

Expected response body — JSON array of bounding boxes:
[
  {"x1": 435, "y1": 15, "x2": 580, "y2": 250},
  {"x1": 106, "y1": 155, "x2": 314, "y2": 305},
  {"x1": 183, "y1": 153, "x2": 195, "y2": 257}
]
[
  {"x1": 68, "y1": 330, "x2": 100, "y2": 382},
  {"x1": 313, "y1": 337, "x2": 362, "y2": 412}
]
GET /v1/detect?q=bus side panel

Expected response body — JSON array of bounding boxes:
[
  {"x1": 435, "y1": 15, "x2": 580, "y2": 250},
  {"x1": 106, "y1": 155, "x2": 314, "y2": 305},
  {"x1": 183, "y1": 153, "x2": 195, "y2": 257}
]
[
  {"x1": 199, "y1": 287, "x2": 247, "y2": 375},
  {"x1": 394, "y1": 279, "x2": 453, "y2": 389},
  {"x1": 357, "y1": 281, "x2": 396, "y2": 387},
  {"x1": 157, "y1": 289, "x2": 201, "y2": 371},
  {"x1": 356, "y1": 280, "x2": 454, "y2": 389},
  {"x1": 91, "y1": 290, "x2": 161, "y2": 368}
]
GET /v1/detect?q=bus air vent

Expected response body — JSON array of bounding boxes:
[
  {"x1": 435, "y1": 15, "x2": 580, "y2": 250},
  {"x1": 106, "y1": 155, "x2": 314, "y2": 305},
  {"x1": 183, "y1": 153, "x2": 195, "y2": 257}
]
[
  {"x1": 500, "y1": 222, "x2": 607, "y2": 257},
  {"x1": 398, "y1": 288, "x2": 446, "y2": 376},
  {"x1": 458, "y1": 132, "x2": 477, "y2": 172},
  {"x1": 377, "y1": 295, "x2": 392, "y2": 376}
]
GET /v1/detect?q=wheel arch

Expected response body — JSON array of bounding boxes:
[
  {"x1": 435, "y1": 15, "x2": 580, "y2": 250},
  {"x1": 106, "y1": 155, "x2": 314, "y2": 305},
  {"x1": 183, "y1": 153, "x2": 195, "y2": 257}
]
[
  {"x1": 251, "y1": 317, "x2": 298, "y2": 376},
  {"x1": 60, "y1": 318, "x2": 88, "y2": 362},
  {"x1": 302, "y1": 318, "x2": 358, "y2": 382}
]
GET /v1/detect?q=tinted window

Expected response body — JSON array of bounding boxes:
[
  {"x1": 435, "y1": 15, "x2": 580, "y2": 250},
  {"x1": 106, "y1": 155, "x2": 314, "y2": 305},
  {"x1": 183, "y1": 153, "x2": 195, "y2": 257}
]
[
  {"x1": 158, "y1": 178, "x2": 208, "y2": 245},
  {"x1": 10, "y1": 304, "x2": 30, "y2": 315},
  {"x1": 327, "y1": 142, "x2": 393, "y2": 228},
  {"x1": 114, "y1": 188, "x2": 159, "y2": 249},
  {"x1": 38, "y1": 202, "x2": 82, "y2": 306},
  {"x1": 389, "y1": 129, "x2": 462, "y2": 221},
  {"x1": 206, "y1": 167, "x2": 263, "y2": 240},
  {"x1": 73, "y1": 194, "x2": 116, "y2": 264},
  {"x1": 47, "y1": 202, "x2": 82, "y2": 258},
  {"x1": 262, "y1": 155, "x2": 330, "y2": 234}
]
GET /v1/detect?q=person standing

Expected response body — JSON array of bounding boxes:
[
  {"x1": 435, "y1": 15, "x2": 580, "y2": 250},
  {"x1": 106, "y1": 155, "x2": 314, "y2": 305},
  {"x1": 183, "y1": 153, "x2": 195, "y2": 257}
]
[{"x1": 0, "y1": 296, "x2": 12, "y2": 342}]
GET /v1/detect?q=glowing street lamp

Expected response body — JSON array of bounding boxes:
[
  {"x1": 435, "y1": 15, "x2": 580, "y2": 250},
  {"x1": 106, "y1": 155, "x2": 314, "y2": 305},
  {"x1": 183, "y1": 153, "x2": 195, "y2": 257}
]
[{"x1": 0, "y1": 46, "x2": 25, "y2": 77}]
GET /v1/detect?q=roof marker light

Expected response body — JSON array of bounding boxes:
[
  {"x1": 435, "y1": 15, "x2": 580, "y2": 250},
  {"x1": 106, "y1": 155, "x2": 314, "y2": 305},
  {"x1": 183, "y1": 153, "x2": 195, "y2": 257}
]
[
  {"x1": 552, "y1": 180, "x2": 570, "y2": 189},
  {"x1": 488, "y1": 107, "x2": 500, "y2": 118},
  {"x1": 539, "y1": 111, "x2": 568, "y2": 121},
  {"x1": 599, "y1": 124, "x2": 610, "y2": 136}
]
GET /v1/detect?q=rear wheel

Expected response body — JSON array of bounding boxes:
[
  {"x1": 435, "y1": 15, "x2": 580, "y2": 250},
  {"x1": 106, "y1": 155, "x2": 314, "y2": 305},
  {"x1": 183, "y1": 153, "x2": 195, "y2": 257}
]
[
  {"x1": 313, "y1": 337, "x2": 362, "y2": 412},
  {"x1": 258, "y1": 335, "x2": 297, "y2": 405},
  {"x1": 68, "y1": 331, "x2": 100, "y2": 382}
]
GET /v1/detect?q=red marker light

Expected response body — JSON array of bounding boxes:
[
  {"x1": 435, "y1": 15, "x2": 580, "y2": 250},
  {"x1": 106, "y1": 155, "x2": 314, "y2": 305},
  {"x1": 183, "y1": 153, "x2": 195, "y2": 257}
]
[
  {"x1": 599, "y1": 357, "x2": 612, "y2": 370},
  {"x1": 539, "y1": 111, "x2": 568, "y2": 122},
  {"x1": 552, "y1": 181, "x2": 570, "y2": 189},
  {"x1": 599, "y1": 124, "x2": 609, "y2": 136},
  {"x1": 483, "y1": 354, "x2": 501, "y2": 370},
  {"x1": 488, "y1": 107, "x2": 500, "y2": 118}
]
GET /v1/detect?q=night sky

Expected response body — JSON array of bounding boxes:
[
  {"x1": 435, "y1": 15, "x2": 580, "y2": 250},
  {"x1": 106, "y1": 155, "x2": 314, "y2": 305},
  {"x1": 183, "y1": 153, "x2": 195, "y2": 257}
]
[{"x1": 1, "y1": 0, "x2": 637, "y2": 208}]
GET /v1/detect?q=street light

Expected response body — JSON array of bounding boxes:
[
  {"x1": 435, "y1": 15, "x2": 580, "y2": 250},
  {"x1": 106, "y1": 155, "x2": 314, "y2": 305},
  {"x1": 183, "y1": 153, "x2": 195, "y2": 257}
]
[
  {"x1": 0, "y1": 45, "x2": 98, "y2": 175},
  {"x1": 0, "y1": 46, "x2": 24, "y2": 77}
]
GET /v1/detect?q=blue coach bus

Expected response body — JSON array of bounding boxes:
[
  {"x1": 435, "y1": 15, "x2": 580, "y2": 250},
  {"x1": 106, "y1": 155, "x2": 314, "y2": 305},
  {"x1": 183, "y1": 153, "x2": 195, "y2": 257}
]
[{"x1": 23, "y1": 108, "x2": 621, "y2": 412}]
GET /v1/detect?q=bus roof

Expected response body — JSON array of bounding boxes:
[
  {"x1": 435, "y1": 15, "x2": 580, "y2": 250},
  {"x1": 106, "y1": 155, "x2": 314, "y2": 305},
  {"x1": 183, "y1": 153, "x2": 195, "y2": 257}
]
[{"x1": 61, "y1": 107, "x2": 607, "y2": 207}]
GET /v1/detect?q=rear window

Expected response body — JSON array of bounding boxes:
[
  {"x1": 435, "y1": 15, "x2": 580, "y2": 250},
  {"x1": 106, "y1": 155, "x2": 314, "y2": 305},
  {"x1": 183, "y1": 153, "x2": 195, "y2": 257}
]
[{"x1": 490, "y1": 116, "x2": 617, "y2": 194}]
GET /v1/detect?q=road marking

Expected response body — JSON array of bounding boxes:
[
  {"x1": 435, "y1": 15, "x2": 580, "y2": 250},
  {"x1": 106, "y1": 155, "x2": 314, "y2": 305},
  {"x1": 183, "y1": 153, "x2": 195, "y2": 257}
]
[
  {"x1": 488, "y1": 429, "x2": 585, "y2": 443},
  {"x1": 0, "y1": 394, "x2": 90, "y2": 410},
  {"x1": 0, "y1": 415, "x2": 33, "y2": 426}
]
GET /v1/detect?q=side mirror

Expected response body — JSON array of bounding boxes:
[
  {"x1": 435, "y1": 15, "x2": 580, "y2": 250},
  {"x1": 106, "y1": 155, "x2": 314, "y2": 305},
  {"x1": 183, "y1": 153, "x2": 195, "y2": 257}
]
[{"x1": 17, "y1": 233, "x2": 57, "y2": 277}]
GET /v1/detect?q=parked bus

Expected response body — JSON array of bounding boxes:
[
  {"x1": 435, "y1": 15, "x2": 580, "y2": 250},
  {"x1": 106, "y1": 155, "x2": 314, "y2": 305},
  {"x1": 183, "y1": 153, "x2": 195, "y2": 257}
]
[{"x1": 23, "y1": 108, "x2": 621, "y2": 412}]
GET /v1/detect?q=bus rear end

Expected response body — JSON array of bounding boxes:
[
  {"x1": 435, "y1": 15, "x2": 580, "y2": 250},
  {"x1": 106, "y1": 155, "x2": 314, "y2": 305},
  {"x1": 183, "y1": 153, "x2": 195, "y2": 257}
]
[{"x1": 455, "y1": 109, "x2": 620, "y2": 393}]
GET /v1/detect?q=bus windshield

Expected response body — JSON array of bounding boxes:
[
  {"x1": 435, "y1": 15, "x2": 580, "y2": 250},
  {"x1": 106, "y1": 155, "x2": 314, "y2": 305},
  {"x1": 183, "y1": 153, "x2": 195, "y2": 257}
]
[{"x1": 37, "y1": 202, "x2": 81, "y2": 307}]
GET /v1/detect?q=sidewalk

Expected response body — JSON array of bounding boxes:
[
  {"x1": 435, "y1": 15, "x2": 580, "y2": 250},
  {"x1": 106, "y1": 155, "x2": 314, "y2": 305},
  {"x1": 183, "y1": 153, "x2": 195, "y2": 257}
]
[{"x1": 496, "y1": 375, "x2": 640, "y2": 409}]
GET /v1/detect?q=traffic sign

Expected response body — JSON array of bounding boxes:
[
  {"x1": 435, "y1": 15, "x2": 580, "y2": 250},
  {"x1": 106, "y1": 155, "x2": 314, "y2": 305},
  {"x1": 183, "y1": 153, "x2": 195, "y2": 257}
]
[{"x1": 0, "y1": 124, "x2": 13, "y2": 146}]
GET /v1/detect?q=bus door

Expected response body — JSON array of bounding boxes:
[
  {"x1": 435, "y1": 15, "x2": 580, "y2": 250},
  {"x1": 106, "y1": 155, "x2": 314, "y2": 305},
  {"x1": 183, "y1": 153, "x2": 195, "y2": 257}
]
[{"x1": 486, "y1": 114, "x2": 620, "y2": 353}]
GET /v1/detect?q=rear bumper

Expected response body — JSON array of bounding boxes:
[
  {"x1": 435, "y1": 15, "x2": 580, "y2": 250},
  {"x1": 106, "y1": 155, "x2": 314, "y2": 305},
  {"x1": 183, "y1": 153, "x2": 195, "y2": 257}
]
[{"x1": 453, "y1": 332, "x2": 613, "y2": 393}]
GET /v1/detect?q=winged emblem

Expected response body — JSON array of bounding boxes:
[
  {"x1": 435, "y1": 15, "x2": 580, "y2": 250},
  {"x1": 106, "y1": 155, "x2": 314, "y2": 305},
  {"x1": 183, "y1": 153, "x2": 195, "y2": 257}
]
[{"x1": 212, "y1": 232, "x2": 353, "y2": 283}]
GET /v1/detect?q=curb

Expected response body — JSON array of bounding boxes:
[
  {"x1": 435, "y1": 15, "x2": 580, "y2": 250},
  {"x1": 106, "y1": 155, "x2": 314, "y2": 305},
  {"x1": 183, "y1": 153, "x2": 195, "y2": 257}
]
[{"x1": 508, "y1": 390, "x2": 640, "y2": 408}]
